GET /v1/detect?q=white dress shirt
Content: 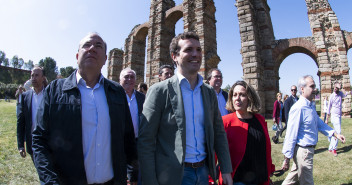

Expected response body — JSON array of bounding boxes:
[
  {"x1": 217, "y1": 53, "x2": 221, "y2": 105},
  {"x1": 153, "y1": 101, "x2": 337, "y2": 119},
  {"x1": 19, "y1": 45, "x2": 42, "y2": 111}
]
[
  {"x1": 77, "y1": 72, "x2": 113, "y2": 184},
  {"x1": 31, "y1": 88, "x2": 44, "y2": 132}
]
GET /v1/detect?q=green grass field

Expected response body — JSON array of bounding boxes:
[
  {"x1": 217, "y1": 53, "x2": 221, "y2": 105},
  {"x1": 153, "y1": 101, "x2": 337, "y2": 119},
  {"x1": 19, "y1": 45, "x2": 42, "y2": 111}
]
[{"x1": 0, "y1": 101, "x2": 351, "y2": 184}]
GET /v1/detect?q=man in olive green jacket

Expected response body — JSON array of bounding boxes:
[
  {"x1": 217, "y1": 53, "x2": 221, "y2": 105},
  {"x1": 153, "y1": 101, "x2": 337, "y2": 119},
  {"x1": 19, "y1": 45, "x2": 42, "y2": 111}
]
[{"x1": 138, "y1": 32, "x2": 232, "y2": 185}]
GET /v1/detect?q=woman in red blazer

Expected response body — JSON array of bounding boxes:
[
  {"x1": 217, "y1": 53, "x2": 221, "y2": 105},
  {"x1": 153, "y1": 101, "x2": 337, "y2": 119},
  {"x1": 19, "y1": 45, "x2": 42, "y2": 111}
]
[{"x1": 219, "y1": 81, "x2": 275, "y2": 185}]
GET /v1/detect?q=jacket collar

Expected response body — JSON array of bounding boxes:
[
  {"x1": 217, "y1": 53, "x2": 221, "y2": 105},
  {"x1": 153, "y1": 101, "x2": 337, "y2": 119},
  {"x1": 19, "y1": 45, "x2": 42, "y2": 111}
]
[{"x1": 62, "y1": 70, "x2": 79, "y2": 91}]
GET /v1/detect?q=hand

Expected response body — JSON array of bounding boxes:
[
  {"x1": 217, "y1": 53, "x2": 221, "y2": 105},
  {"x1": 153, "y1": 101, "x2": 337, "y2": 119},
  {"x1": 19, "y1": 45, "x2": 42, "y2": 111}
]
[
  {"x1": 221, "y1": 173, "x2": 233, "y2": 185},
  {"x1": 281, "y1": 157, "x2": 290, "y2": 171},
  {"x1": 19, "y1": 149, "x2": 26, "y2": 158},
  {"x1": 336, "y1": 134, "x2": 346, "y2": 144}
]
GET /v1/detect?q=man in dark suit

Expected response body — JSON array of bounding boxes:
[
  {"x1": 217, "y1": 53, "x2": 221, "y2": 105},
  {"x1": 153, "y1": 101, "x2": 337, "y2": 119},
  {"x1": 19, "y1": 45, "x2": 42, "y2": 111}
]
[
  {"x1": 17, "y1": 66, "x2": 45, "y2": 161},
  {"x1": 32, "y1": 33, "x2": 137, "y2": 185},
  {"x1": 119, "y1": 68, "x2": 145, "y2": 185},
  {"x1": 138, "y1": 32, "x2": 233, "y2": 185},
  {"x1": 281, "y1": 85, "x2": 299, "y2": 136},
  {"x1": 207, "y1": 68, "x2": 229, "y2": 116}
]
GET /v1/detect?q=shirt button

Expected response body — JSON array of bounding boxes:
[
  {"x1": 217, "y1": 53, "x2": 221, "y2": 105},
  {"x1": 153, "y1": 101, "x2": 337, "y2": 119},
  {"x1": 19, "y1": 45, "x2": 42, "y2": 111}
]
[
  {"x1": 97, "y1": 163, "x2": 100, "y2": 165},
  {"x1": 98, "y1": 144, "x2": 100, "y2": 147}
]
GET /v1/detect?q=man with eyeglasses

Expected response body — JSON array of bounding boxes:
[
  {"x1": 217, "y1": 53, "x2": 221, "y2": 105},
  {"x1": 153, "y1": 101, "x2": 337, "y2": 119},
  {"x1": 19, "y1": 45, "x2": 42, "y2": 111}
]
[
  {"x1": 207, "y1": 68, "x2": 228, "y2": 116},
  {"x1": 325, "y1": 81, "x2": 350, "y2": 156},
  {"x1": 281, "y1": 85, "x2": 299, "y2": 137}
]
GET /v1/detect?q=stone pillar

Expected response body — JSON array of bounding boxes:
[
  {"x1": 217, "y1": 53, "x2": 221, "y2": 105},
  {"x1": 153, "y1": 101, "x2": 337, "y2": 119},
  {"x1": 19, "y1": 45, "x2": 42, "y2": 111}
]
[
  {"x1": 146, "y1": 0, "x2": 176, "y2": 86},
  {"x1": 306, "y1": 0, "x2": 351, "y2": 116},
  {"x1": 183, "y1": 0, "x2": 219, "y2": 79},
  {"x1": 123, "y1": 24, "x2": 148, "y2": 86},
  {"x1": 108, "y1": 48, "x2": 124, "y2": 82},
  {"x1": 235, "y1": 0, "x2": 276, "y2": 117}
]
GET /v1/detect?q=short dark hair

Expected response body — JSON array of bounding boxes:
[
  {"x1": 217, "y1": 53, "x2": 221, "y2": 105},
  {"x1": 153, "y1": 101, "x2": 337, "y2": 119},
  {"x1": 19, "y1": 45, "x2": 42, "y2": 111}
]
[
  {"x1": 159, "y1": 65, "x2": 174, "y2": 75},
  {"x1": 206, "y1": 68, "x2": 222, "y2": 82},
  {"x1": 138, "y1": 82, "x2": 148, "y2": 91},
  {"x1": 169, "y1": 32, "x2": 200, "y2": 57}
]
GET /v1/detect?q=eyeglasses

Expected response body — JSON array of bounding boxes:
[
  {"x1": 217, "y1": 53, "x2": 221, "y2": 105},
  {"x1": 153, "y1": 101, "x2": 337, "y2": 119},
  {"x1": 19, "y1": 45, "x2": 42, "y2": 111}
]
[{"x1": 291, "y1": 89, "x2": 297, "y2": 92}]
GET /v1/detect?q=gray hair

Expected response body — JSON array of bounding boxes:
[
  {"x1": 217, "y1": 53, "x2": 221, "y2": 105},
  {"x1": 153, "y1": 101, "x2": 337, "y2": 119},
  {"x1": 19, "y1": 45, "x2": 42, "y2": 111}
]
[
  {"x1": 119, "y1": 68, "x2": 136, "y2": 80},
  {"x1": 297, "y1": 75, "x2": 314, "y2": 94},
  {"x1": 78, "y1": 32, "x2": 107, "y2": 53}
]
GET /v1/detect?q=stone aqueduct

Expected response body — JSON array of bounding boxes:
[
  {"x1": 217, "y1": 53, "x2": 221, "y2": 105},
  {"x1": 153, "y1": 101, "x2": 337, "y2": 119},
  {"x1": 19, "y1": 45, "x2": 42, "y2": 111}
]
[{"x1": 108, "y1": 0, "x2": 352, "y2": 117}]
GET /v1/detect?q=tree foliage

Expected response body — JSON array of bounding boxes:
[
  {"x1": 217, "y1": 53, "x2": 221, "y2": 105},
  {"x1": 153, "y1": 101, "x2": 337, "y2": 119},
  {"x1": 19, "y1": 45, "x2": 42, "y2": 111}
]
[
  {"x1": 24, "y1": 60, "x2": 34, "y2": 70},
  {"x1": 11, "y1": 55, "x2": 19, "y2": 68},
  {"x1": 0, "y1": 50, "x2": 6, "y2": 66},
  {"x1": 223, "y1": 84, "x2": 231, "y2": 92},
  {"x1": 3, "y1": 58, "x2": 9, "y2": 67},
  {"x1": 38, "y1": 57, "x2": 58, "y2": 82},
  {"x1": 59, "y1": 66, "x2": 76, "y2": 78}
]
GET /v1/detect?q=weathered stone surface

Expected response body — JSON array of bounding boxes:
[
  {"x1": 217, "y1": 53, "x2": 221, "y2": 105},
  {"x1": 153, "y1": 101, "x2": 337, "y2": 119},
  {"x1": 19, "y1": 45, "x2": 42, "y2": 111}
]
[{"x1": 108, "y1": 0, "x2": 351, "y2": 118}]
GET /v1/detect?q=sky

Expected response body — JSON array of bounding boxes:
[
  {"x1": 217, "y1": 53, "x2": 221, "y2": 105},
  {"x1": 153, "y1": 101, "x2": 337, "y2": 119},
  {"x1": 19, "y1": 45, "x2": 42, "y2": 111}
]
[{"x1": 0, "y1": 0, "x2": 351, "y2": 97}]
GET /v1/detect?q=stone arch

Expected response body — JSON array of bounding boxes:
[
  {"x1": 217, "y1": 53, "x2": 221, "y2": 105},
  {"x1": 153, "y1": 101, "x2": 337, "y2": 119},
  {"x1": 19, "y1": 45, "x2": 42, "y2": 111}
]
[
  {"x1": 273, "y1": 38, "x2": 318, "y2": 69},
  {"x1": 123, "y1": 22, "x2": 149, "y2": 85},
  {"x1": 346, "y1": 31, "x2": 352, "y2": 50}
]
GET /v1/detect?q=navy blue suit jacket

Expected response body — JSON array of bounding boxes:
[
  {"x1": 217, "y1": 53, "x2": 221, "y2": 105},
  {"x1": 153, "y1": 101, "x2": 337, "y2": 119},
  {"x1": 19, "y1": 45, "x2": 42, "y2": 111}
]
[
  {"x1": 17, "y1": 90, "x2": 34, "y2": 155},
  {"x1": 32, "y1": 72, "x2": 137, "y2": 185}
]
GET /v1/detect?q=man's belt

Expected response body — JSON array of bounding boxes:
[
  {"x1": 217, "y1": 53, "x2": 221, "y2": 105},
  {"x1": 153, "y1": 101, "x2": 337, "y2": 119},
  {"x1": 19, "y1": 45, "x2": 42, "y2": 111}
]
[
  {"x1": 184, "y1": 160, "x2": 205, "y2": 168},
  {"x1": 296, "y1": 144, "x2": 316, "y2": 148}
]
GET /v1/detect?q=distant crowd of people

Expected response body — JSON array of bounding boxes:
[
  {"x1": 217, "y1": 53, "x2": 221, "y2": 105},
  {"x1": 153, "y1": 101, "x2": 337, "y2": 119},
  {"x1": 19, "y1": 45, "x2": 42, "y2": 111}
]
[{"x1": 16, "y1": 32, "x2": 347, "y2": 185}]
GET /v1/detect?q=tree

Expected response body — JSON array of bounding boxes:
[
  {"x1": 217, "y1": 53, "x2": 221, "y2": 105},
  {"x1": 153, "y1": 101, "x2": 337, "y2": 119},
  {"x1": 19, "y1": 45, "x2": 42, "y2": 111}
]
[
  {"x1": 59, "y1": 66, "x2": 76, "y2": 78},
  {"x1": 0, "y1": 50, "x2": 6, "y2": 66},
  {"x1": 24, "y1": 60, "x2": 34, "y2": 70},
  {"x1": 18, "y1": 58, "x2": 24, "y2": 69},
  {"x1": 39, "y1": 57, "x2": 58, "y2": 82},
  {"x1": 223, "y1": 84, "x2": 231, "y2": 92},
  {"x1": 3, "y1": 58, "x2": 9, "y2": 67},
  {"x1": 11, "y1": 55, "x2": 19, "y2": 68}
]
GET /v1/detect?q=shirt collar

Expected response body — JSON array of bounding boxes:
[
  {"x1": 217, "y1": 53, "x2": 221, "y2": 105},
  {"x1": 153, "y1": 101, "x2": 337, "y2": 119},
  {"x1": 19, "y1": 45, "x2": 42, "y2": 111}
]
[
  {"x1": 216, "y1": 89, "x2": 223, "y2": 95},
  {"x1": 300, "y1": 96, "x2": 313, "y2": 107},
  {"x1": 32, "y1": 87, "x2": 44, "y2": 96},
  {"x1": 76, "y1": 71, "x2": 104, "y2": 87},
  {"x1": 176, "y1": 71, "x2": 203, "y2": 89}
]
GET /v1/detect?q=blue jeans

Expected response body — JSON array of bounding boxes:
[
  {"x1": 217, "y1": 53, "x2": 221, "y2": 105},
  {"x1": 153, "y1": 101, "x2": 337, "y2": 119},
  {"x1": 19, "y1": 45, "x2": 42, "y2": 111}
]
[{"x1": 181, "y1": 165, "x2": 209, "y2": 185}]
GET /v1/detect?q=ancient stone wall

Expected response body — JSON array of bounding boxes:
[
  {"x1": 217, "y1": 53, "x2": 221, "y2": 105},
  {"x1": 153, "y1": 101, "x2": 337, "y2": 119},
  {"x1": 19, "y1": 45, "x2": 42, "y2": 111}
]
[
  {"x1": 107, "y1": 0, "x2": 351, "y2": 117},
  {"x1": 108, "y1": 0, "x2": 219, "y2": 87},
  {"x1": 235, "y1": 0, "x2": 351, "y2": 117}
]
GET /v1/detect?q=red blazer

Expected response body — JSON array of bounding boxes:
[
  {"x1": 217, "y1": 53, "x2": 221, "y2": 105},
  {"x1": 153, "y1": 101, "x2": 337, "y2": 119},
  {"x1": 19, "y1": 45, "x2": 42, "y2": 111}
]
[
  {"x1": 272, "y1": 100, "x2": 281, "y2": 123},
  {"x1": 219, "y1": 113, "x2": 275, "y2": 185}
]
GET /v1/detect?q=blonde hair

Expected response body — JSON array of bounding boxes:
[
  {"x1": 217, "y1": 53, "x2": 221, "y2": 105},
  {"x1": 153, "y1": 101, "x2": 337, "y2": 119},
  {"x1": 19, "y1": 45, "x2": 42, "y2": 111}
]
[
  {"x1": 226, "y1": 81, "x2": 261, "y2": 113},
  {"x1": 276, "y1": 92, "x2": 282, "y2": 98}
]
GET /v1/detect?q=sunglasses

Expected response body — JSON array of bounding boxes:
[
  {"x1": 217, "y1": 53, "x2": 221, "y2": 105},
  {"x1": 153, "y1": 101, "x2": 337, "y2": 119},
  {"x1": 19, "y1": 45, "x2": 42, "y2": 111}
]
[{"x1": 291, "y1": 89, "x2": 297, "y2": 92}]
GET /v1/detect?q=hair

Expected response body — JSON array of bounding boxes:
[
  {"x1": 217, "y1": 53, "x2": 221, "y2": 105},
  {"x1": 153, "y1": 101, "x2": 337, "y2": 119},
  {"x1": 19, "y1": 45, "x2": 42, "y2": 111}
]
[
  {"x1": 159, "y1": 64, "x2": 174, "y2": 75},
  {"x1": 276, "y1": 92, "x2": 282, "y2": 98},
  {"x1": 169, "y1": 32, "x2": 200, "y2": 58},
  {"x1": 226, "y1": 80, "x2": 261, "y2": 113},
  {"x1": 206, "y1": 68, "x2": 222, "y2": 83},
  {"x1": 78, "y1": 32, "x2": 107, "y2": 53},
  {"x1": 119, "y1": 68, "x2": 136, "y2": 80},
  {"x1": 32, "y1": 65, "x2": 45, "y2": 76},
  {"x1": 284, "y1": 94, "x2": 289, "y2": 101},
  {"x1": 291, "y1": 85, "x2": 297, "y2": 90},
  {"x1": 297, "y1": 75, "x2": 314, "y2": 94},
  {"x1": 138, "y1": 82, "x2": 148, "y2": 91}
]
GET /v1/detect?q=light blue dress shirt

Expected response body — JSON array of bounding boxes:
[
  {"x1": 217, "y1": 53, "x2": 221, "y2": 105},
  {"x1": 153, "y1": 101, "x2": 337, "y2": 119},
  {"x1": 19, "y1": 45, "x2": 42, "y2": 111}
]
[
  {"x1": 216, "y1": 89, "x2": 229, "y2": 116},
  {"x1": 282, "y1": 96, "x2": 335, "y2": 159},
  {"x1": 76, "y1": 72, "x2": 113, "y2": 184},
  {"x1": 126, "y1": 90, "x2": 139, "y2": 138},
  {"x1": 177, "y1": 72, "x2": 206, "y2": 163}
]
